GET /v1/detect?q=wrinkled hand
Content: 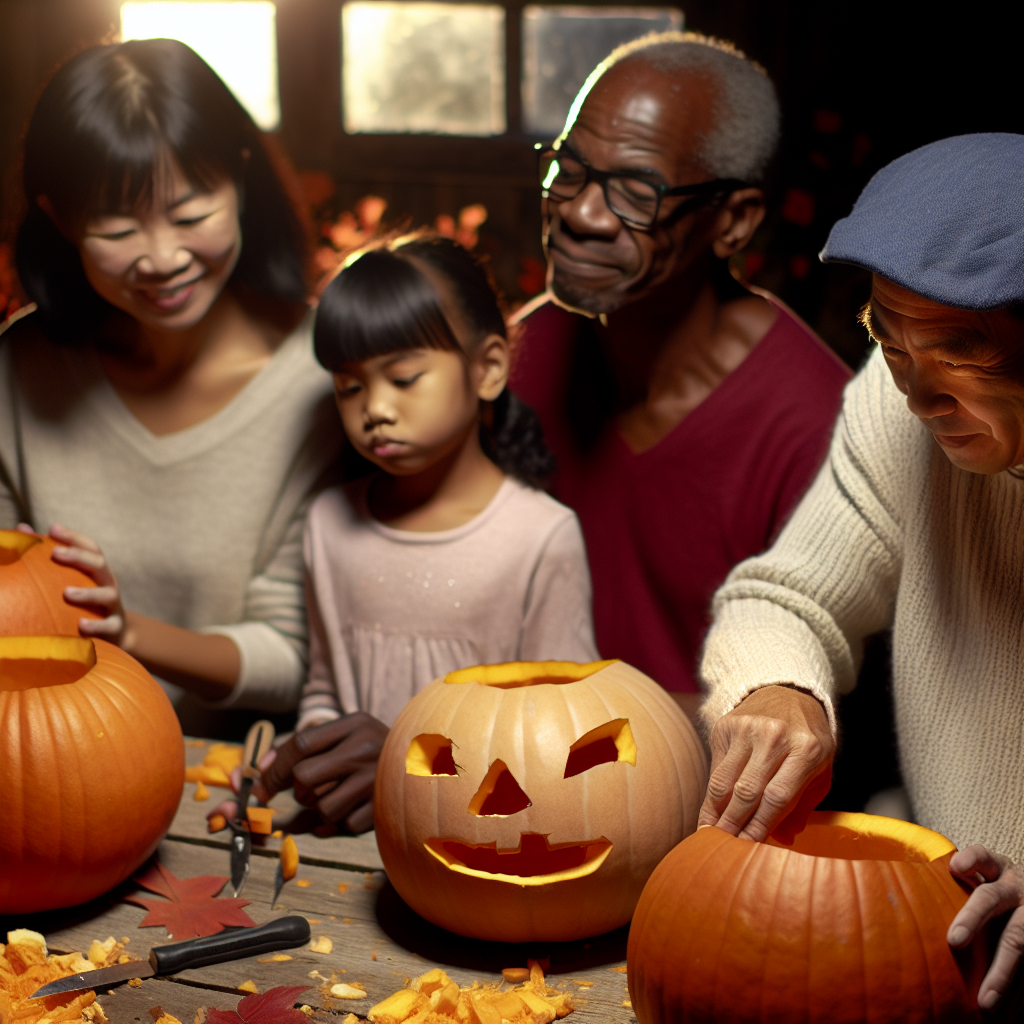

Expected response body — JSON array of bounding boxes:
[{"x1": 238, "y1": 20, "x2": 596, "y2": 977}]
[
  {"x1": 244, "y1": 714, "x2": 389, "y2": 836},
  {"x1": 698, "y1": 684, "x2": 834, "y2": 843},
  {"x1": 21, "y1": 522, "x2": 127, "y2": 645},
  {"x1": 948, "y1": 846, "x2": 1024, "y2": 1012}
]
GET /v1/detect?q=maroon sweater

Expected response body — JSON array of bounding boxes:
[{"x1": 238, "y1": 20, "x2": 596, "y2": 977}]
[{"x1": 510, "y1": 297, "x2": 852, "y2": 693}]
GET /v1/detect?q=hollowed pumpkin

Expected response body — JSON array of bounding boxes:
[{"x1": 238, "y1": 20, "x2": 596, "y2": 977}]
[
  {"x1": 0, "y1": 635, "x2": 184, "y2": 914},
  {"x1": 0, "y1": 529, "x2": 100, "y2": 636},
  {"x1": 627, "y1": 811, "x2": 990, "y2": 1023},
  {"x1": 374, "y1": 659, "x2": 708, "y2": 942}
]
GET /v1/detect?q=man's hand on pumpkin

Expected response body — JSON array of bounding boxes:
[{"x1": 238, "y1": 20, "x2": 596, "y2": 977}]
[
  {"x1": 253, "y1": 714, "x2": 390, "y2": 836},
  {"x1": 698, "y1": 683, "x2": 834, "y2": 843},
  {"x1": 948, "y1": 845, "x2": 1024, "y2": 1011},
  {"x1": 32, "y1": 522, "x2": 127, "y2": 645}
]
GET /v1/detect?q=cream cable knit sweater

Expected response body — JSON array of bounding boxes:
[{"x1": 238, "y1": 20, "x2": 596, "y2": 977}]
[{"x1": 701, "y1": 345, "x2": 1024, "y2": 861}]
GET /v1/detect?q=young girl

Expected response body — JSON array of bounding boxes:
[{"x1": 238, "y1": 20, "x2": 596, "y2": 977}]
[{"x1": 297, "y1": 235, "x2": 598, "y2": 732}]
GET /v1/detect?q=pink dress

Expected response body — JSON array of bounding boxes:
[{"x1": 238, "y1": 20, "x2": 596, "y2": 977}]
[{"x1": 298, "y1": 475, "x2": 598, "y2": 729}]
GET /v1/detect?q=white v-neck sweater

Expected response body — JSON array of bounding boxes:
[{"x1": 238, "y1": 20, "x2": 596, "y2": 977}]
[
  {"x1": 0, "y1": 307, "x2": 343, "y2": 722},
  {"x1": 701, "y1": 345, "x2": 1024, "y2": 861}
]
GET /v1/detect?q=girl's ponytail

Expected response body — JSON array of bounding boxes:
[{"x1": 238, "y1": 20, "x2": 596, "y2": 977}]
[{"x1": 481, "y1": 390, "x2": 556, "y2": 489}]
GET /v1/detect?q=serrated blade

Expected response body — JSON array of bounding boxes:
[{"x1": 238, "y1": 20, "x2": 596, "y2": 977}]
[{"x1": 31, "y1": 960, "x2": 155, "y2": 999}]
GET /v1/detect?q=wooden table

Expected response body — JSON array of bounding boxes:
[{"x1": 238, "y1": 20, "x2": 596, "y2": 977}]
[{"x1": 1, "y1": 740, "x2": 637, "y2": 1023}]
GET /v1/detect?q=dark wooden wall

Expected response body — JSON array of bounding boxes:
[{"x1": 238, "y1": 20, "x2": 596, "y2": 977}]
[{"x1": 3, "y1": 0, "x2": 1024, "y2": 358}]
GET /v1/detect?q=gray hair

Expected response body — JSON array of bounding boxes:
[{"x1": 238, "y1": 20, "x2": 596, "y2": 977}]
[{"x1": 567, "y1": 31, "x2": 780, "y2": 184}]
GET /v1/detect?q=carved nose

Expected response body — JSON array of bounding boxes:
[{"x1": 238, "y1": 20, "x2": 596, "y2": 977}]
[{"x1": 468, "y1": 760, "x2": 531, "y2": 816}]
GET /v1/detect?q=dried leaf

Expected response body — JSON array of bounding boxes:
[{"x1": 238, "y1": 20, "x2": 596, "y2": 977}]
[
  {"x1": 309, "y1": 936, "x2": 333, "y2": 954},
  {"x1": 194, "y1": 781, "x2": 210, "y2": 802},
  {"x1": 342, "y1": 1015, "x2": 360, "y2": 1024},
  {"x1": 238, "y1": 981, "x2": 258, "y2": 993},
  {"x1": 256, "y1": 954, "x2": 292, "y2": 963},
  {"x1": 126, "y1": 862, "x2": 254, "y2": 939},
  {"x1": 205, "y1": 985, "x2": 310, "y2": 1024},
  {"x1": 608, "y1": 965, "x2": 627, "y2": 974},
  {"x1": 295, "y1": 880, "x2": 311, "y2": 888},
  {"x1": 337, "y1": 883, "x2": 348, "y2": 894}
]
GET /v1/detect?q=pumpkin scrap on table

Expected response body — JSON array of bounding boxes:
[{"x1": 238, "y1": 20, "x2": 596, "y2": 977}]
[
  {"x1": 125, "y1": 862, "x2": 255, "y2": 939},
  {"x1": 364, "y1": 962, "x2": 573, "y2": 1023},
  {"x1": 0, "y1": 928, "x2": 138, "y2": 1023},
  {"x1": 186, "y1": 743, "x2": 243, "y2": 788}
]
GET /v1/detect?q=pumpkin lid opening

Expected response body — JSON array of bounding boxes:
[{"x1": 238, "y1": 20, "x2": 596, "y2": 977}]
[
  {"x1": 766, "y1": 811, "x2": 956, "y2": 863},
  {"x1": 0, "y1": 530, "x2": 41, "y2": 565},
  {"x1": 444, "y1": 659, "x2": 617, "y2": 689},
  {"x1": 0, "y1": 636, "x2": 96, "y2": 692}
]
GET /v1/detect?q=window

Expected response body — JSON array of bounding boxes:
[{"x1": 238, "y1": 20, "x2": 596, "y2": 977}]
[
  {"x1": 521, "y1": 5, "x2": 683, "y2": 137},
  {"x1": 341, "y1": 1, "x2": 506, "y2": 136},
  {"x1": 120, "y1": 1, "x2": 281, "y2": 130}
]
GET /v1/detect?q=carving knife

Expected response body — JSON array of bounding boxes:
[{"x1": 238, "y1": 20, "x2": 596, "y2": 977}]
[
  {"x1": 229, "y1": 719, "x2": 276, "y2": 897},
  {"x1": 30, "y1": 915, "x2": 310, "y2": 999}
]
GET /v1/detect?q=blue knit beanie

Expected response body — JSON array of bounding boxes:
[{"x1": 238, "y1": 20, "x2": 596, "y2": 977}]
[{"x1": 820, "y1": 133, "x2": 1024, "y2": 309}]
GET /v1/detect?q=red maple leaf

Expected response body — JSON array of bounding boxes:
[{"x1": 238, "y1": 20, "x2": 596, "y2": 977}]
[
  {"x1": 205, "y1": 986, "x2": 310, "y2": 1023},
  {"x1": 124, "y1": 861, "x2": 255, "y2": 939}
]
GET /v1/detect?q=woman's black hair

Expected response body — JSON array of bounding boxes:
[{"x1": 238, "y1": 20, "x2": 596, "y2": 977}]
[
  {"x1": 15, "y1": 38, "x2": 308, "y2": 343},
  {"x1": 315, "y1": 235, "x2": 556, "y2": 488}
]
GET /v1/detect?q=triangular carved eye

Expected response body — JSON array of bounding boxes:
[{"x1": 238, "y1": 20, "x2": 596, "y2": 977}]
[
  {"x1": 468, "y1": 760, "x2": 531, "y2": 816},
  {"x1": 406, "y1": 734, "x2": 458, "y2": 776},
  {"x1": 564, "y1": 719, "x2": 636, "y2": 778}
]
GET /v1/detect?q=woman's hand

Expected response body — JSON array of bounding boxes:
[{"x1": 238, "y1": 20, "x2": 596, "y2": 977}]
[
  {"x1": 698, "y1": 684, "x2": 834, "y2": 843},
  {"x1": 21, "y1": 522, "x2": 127, "y2": 645},
  {"x1": 948, "y1": 845, "x2": 1024, "y2": 1011}
]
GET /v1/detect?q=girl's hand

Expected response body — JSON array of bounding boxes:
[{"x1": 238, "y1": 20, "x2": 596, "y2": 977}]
[
  {"x1": 255, "y1": 715, "x2": 390, "y2": 836},
  {"x1": 29, "y1": 522, "x2": 128, "y2": 646}
]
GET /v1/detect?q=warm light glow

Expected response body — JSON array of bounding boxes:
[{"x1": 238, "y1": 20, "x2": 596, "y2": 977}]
[
  {"x1": 120, "y1": 2, "x2": 280, "y2": 130},
  {"x1": 342, "y1": 1, "x2": 506, "y2": 136}
]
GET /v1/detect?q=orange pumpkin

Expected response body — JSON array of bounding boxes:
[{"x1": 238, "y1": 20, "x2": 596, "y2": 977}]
[
  {"x1": 0, "y1": 529, "x2": 100, "y2": 636},
  {"x1": 0, "y1": 635, "x2": 184, "y2": 913},
  {"x1": 374, "y1": 659, "x2": 708, "y2": 942},
  {"x1": 627, "y1": 811, "x2": 989, "y2": 1023}
]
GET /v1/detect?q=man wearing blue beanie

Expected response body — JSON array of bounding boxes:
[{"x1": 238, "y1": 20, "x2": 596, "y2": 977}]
[{"x1": 697, "y1": 134, "x2": 1024, "y2": 1012}]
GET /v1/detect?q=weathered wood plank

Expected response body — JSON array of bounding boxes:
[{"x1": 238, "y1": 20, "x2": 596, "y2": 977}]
[
  {"x1": 178, "y1": 739, "x2": 384, "y2": 871},
  {"x1": 6, "y1": 838, "x2": 635, "y2": 1023}
]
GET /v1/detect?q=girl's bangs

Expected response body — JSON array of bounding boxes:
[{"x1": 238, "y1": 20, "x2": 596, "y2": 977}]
[{"x1": 314, "y1": 249, "x2": 461, "y2": 371}]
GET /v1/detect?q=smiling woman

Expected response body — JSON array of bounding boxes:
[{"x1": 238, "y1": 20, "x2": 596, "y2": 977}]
[{"x1": 1, "y1": 38, "x2": 343, "y2": 735}]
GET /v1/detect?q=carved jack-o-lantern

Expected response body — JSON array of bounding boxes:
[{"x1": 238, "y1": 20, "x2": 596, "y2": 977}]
[{"x1": 374, "y1": 660, "x2": 708, "y2": 942}]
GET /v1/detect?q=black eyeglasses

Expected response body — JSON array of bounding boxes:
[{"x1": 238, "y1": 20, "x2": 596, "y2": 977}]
[{"x1": 537, "y1": 143, "x2": 747, "y2": 230}]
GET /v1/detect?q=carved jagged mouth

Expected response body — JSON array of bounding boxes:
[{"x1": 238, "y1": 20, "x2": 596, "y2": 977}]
[{"x1": 424, "y1": 832, "x2": 612, "y2": 885}]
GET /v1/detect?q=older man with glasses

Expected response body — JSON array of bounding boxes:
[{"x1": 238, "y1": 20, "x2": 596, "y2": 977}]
[{"x1": 511, "y1": 31, "x2": 851, "y2": 722}]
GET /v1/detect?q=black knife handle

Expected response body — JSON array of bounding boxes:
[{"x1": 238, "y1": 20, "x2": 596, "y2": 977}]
[{"x1": 151, "y1": 916, "x2": 311, "y2": 974}]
